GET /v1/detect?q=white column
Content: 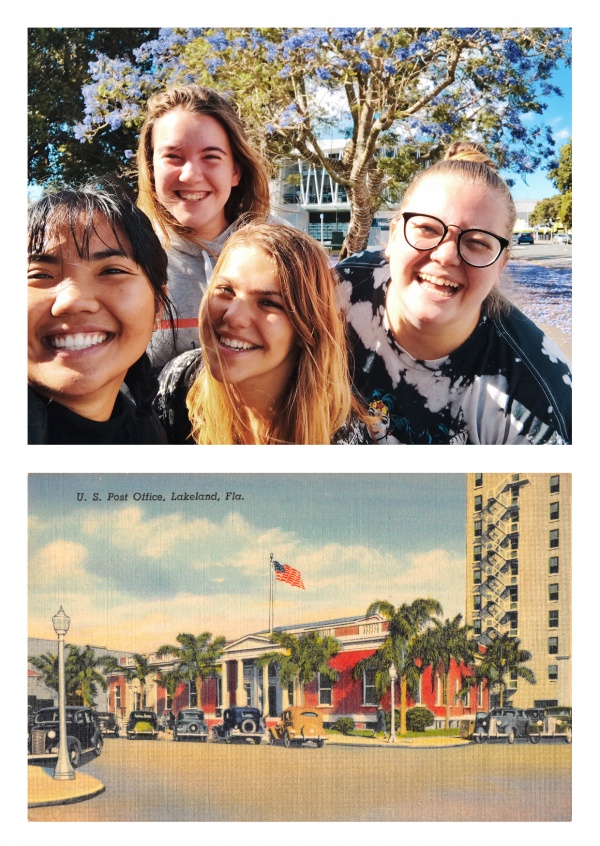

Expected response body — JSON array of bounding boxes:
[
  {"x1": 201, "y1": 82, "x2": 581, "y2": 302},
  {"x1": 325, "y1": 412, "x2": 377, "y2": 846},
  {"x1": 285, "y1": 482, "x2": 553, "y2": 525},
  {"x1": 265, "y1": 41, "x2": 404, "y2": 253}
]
[{"x1": 236, "y1": 660, "x2": 245, "y2": 706}]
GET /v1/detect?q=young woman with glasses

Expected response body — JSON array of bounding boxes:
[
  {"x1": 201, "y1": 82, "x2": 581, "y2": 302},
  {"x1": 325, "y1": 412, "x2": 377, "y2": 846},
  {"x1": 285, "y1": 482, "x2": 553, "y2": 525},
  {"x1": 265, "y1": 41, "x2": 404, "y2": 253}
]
[{"x1": 336, "y1": 142, "x2": 572, "y2": 444}]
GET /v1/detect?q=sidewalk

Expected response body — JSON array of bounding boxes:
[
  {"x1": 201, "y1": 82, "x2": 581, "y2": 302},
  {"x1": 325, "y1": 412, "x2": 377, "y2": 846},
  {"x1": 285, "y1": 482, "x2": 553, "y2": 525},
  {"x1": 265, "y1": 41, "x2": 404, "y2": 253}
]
[
  {"x1": 325, "y1": 733, "x2": 470, "y2": 749},
  {"x1": 28, "y1": 765, "x2": 105, "y2": 808}
]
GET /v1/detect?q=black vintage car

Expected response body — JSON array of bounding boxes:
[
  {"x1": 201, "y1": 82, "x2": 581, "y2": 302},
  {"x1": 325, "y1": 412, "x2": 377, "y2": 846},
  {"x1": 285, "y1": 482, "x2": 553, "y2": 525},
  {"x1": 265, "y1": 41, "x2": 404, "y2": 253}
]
[
  {"x1": 173, "y1": 709, "x2": 209, "y2": 742},
  {"x1": 28, "y1": 706, "x2": 103, "y2": 767},
  {"x1": 212, "y1": 707, "x2": 266, "y2": 744},
  {"x1": 473, "y1": 707, "x2": 534, "y2": 744},
  {"x1": 94, "y1": 711, "x2": 119, "y2": 737},
  {"x1": 126, "y1": 709, "x2": 159, "y2": 740}
]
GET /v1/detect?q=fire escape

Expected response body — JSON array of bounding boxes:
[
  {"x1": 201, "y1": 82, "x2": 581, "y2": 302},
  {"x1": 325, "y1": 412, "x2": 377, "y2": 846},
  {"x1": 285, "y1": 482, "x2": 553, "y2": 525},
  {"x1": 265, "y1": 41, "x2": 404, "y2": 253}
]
[{"x1": 473, "y1": 477, "x2": 529, "y2": 642}]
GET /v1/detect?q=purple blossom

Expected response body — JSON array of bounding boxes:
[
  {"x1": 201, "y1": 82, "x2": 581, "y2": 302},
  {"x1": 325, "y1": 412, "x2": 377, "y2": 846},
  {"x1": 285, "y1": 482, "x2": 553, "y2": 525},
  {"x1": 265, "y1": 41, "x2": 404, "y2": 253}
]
[
  {"x1": 206, "y1": 31, "x2": 230, "y2": 52},
  {"x1": 316, "y1": 67, "x2": 332, "y2": 81},
  {"x1": 355, "y1": 61, "x2": 371, "y2": 74}
]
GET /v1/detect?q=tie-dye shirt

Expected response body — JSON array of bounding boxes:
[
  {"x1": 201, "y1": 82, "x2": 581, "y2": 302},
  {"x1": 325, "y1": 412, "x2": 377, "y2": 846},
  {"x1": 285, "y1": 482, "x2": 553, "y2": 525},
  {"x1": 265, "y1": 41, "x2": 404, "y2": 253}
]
[{"x1": 336, "y1": 250, "x2": 572, "y2": 445}]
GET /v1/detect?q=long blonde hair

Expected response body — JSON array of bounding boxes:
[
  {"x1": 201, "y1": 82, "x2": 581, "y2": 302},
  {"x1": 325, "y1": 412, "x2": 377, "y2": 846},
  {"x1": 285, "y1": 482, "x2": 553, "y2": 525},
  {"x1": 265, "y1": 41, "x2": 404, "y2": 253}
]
[
  {"x1": 186, "y1": 223, "x2": 358, "y2": 444},
  {"x1": 137, "y1": 85, "x2": 270, "y2": 246}
]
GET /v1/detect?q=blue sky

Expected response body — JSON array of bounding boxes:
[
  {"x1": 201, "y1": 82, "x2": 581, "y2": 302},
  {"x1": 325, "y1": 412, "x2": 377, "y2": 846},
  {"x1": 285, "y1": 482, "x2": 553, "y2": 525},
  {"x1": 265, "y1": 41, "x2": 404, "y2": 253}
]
[
  {"x1": 29, "y1": 474, "x2": 466, "y2": 652},
  {"x1": 505, "y1": 61, "x2": 572, "y2": 201}
]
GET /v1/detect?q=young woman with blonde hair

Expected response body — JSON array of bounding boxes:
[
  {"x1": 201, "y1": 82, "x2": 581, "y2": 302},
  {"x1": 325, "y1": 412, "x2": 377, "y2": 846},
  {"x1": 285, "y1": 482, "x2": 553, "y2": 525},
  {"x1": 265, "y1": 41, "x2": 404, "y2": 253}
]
[
  {"x1": 137, "y1": 85, "x2": 271, "y2": 368},
  {"x1": 155, "y1": 222, "x2": 369, "y2": 444},
  {"x1": 337, "y1": 141, "x2": 572, "y2": 444}
]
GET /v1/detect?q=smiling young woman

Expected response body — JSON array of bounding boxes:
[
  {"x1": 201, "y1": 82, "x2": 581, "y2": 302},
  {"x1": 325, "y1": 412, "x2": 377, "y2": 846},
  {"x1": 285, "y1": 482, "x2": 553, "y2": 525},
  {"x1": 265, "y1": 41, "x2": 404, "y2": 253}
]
[
  {"x1": 154, "y1": 223, "x2": 369, "y2": 445},
  {"x1": 336, "y1": 142, "x2": 572, "y2": 445},
  {"x1": 137, "y1": 85, "x2": 271, "y2": 369},
  {"x1": 27, "y1": 186, "x2": 174, "y2": 444}
]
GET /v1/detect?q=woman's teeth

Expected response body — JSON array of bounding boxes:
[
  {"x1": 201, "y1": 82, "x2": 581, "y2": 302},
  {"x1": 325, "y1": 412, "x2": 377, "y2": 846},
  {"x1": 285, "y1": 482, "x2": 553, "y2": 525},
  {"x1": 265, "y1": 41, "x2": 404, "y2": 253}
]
[
  {"x1": 418, "y1": 272, "x2": 461, "y2": 290},
  {"x1": 219, "y1": 336, "x2": 258, "y2": 351},
  {"x1": 48, "y1": 332, "x2": 109, "y2": 351}
]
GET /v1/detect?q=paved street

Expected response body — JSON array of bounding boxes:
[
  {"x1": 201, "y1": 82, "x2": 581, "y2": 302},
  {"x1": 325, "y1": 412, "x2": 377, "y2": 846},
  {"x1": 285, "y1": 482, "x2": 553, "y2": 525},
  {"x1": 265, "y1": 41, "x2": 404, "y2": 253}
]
[
  {"x1": 509, "y1": 241, "x2": 572, "y2": 265},
  {"x1": 28, "y1": 736, "x2": 571, "y2": 822}
]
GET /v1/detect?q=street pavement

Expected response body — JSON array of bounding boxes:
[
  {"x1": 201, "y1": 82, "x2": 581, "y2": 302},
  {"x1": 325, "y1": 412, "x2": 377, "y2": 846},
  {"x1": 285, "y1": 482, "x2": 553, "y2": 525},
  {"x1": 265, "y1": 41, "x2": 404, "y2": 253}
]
[{"x1": 28, "y1": 732, "x2": 570, "y2": 820}]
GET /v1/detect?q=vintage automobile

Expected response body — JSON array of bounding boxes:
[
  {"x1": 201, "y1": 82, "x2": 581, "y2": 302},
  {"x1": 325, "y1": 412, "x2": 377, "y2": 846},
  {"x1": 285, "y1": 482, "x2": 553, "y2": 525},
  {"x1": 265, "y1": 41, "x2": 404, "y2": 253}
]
[
  {"x1": 94, "y1": 711, "x2": 119, "y2": 737},
  {"x1": 212, "y1": 707, "x2": 266, "y2": 744},
  {"x1": 472, "y1": 707, "x2": 533, "y2": 744},
  {"x1": 527, "y1": 706, "x2": 572, "y2": 744},
  {"x1": 126, "y1": 709, "x2": 159, "y2": 740},
  {"x1": 28, "y1": 706, "x2": 103, "y2": 767},
  {"x1": 269, "y1": 707, "x2": 326, "y2": 748},
  {"x1": 173, "y1": 709, "x2": 209, "y2": 742}
]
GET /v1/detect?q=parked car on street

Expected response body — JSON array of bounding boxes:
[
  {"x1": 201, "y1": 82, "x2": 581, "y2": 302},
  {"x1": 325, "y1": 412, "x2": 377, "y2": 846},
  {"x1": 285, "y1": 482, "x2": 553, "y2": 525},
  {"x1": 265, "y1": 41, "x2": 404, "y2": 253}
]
[
  {"x1": 94, "y1": 711, "x2": 119, "y2": 737},
  {"x1": 527, "y1": 706, "x2": 572, "y2": 743},
  {"x1": 126, "y1": 709, "x2": 159, "y2": 740},
  {"x1": 472, "y1": 707, "x2": 533, "y2": 744},
  {"x1": 212, "y1": 707, "x2": 266, "y2": 744},
  {"x1": 517, "y1": 232, "x2": 534, "y2": 245},
  {"x1": 28, "y1": 706, "x2": 103, "y2": 767},
  {"x1": 269, "y1": 707, "x2": 326, "y2": 748},
  {"x1": 553, "y1": 233, "x2": 571, "y2": 244},
  {"x1": 173, "y1": 709, "x2": 209, "y2": 742}
]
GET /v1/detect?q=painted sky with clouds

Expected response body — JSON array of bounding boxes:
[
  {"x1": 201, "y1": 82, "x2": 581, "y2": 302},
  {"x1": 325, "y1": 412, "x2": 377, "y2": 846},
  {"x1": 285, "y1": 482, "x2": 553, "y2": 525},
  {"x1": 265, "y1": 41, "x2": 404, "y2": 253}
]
[{"x1": 29, "y1": 474, "x2": 466, "y2": 653}]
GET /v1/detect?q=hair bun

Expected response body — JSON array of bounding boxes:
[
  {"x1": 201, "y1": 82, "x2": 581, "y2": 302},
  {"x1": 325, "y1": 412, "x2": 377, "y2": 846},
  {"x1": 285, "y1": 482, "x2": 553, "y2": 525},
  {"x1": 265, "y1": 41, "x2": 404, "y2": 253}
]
[{"x1": 443, "y1": 141, "x2": 497, "y2": 171}]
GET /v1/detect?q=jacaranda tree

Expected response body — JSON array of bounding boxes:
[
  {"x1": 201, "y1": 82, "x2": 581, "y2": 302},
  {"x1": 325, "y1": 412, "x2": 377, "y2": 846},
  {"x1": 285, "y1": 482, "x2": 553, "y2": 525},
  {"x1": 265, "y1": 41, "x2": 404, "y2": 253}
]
[{"x1": 73, "y1": 27, "x2": 570, "y2": 257}]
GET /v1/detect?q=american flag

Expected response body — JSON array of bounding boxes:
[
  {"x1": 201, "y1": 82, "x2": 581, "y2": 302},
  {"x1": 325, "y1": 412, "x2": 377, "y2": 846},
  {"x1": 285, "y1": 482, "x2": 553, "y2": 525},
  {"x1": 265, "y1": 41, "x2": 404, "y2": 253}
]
[{"x1": 273, "y1": 560, "x2": 305, "y2": 590}]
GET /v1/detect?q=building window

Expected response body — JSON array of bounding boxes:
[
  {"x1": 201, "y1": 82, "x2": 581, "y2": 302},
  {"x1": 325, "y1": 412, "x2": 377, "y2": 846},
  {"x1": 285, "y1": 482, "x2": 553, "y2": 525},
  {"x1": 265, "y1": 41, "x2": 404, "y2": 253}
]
[
  {"x1": 474, "y1": 545, "x2": 482, "y2": 562},
  {"x1": 473, "y1": 619, "x2": 481, "y2": 635},
  {"x1": 474, "y1": 495, "x2": 482, "y2": 512},
  {"x1": 189, "y1": 680, "x2": 197, "y2": 708},
  {"x1": 474, "y1": 473, "x2": 483, "y2": 488},
  {"x1": 549, "y1": 583, "x2": 559, "y2": 602},
  {"x1": 549, "y1": 529, "x2": 559, "y2": 549},
  {"x1": 473, "y1": 569, "x2": 482, "y2": 585},
  {"x1": 435, "y1": 674, "x2": 445, "y2": 706},
  {"x1": 413, "y1": 675, "x2": 422, "y2": 705},
  {"x1": 474, "y1": 595, "x2": 482, "y2": 611},
  {"x1": 115, "y1": 686, "x2": 121, "y2": 712},
  {"x1": 549, "y1": 610, "x2": 559, "y2": 628},
  {"x1": 510, "y1": 536, "x2": 519, "y2": 550},
  {"x1": 550, "y1": 502, "x2": 560, "y2": 521},
  {"x1": 363, "y1": 669, "x2": 378, "y2": 706},
  {"x1": 509, "y1": 586, "x2": 518, "y2": 605},
  {"x1": 550, "y1": 475, "x2": 560, "y2": 494},
  {"x1": 508, "y1": 611, "x2": 518, "y2": 631},
  {"x1": 548, "y1": 665, "x2": 558, "y2": 682},
  {"x1": 216, "y1": 677, "x2": 222, "y2": 709},
  {"x1": 549, "y1": 556, "x2": 559, "y2": 575},
  {"x1": 287, "y1": 681, "x2": 294, "y2": 706},
  {"x1": 318, "y1": 673, "x2": 333, "y2": 706},
  {"x1": 477, "y1": 682, "x2": 485, "y2": 709},
  {"x1": 474, "y1": 520, "x2": 482, "y2": 537},
  {"x1": 510, "y1": 560, "x2": 519, "y2": 576},
  {"x1": 548, "y1": 637, "x2": 559, "y2": 655}
]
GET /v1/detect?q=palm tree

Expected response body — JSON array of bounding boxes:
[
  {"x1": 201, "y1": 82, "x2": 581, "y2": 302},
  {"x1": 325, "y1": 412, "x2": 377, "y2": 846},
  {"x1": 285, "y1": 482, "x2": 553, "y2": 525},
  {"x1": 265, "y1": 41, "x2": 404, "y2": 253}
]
[
  {"x1": 353, "y1": 598, "x2": 443, "y2": 734},
  {"x1": 468, "y1": 632, "x2": 536, "y2": 707},
  {"x1": 65, "y1": 645, "x2": 108, "y2": 706},
  {"x1": 255, "y1": 630, "x2": 341, "y2": 706},
  {"x1": 417, "y1": 614, "x2": 478, "y2": 729},
  {"x1": 157, "y1": 633, "x2": 226, "y2": 709},
  {"x1": 29, "y1": 652, "x2": 59, "y2": 693},
  {"x1": 128, "y1": 653, "x2": 157, "y2": 710}
]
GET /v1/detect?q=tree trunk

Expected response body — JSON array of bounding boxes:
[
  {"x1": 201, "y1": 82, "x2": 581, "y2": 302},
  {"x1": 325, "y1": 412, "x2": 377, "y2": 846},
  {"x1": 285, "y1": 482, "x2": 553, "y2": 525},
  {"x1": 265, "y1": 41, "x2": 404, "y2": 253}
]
[
  {"x1": 338, "y1": 173, "x2": 379, "y2": 261},
  {"x1": 196, "y1": 675, "x2": 203, "y2": 709},
  {"x1": 445, "y1": 672, "x2": 450, "y2": 730},
  {"x1": 400, "y1": 676, "x2": 408, "y2": 735}
]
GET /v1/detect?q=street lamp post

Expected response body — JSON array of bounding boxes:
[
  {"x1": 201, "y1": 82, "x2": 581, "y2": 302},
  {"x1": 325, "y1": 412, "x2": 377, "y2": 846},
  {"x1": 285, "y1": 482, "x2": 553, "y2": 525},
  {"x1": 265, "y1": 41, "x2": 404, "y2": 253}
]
[
  {"x1": 389, "y1": 662, "x2": 397, "y2": 743},
  {"x1": 52, "y1": 606, "x2": 75, "y2": 780}
]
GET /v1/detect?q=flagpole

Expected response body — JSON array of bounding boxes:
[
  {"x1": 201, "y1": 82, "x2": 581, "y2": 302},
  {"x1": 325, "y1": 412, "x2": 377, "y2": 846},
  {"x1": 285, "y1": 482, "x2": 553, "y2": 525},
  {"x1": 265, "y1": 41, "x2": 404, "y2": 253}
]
[{"x1": 269, "y1": 552, "x2": 273, "y2": 634}]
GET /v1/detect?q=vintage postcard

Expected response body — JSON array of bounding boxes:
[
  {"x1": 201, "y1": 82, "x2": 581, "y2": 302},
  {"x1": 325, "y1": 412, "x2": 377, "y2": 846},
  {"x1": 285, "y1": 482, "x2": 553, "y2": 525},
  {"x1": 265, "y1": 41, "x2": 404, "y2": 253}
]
[{"x1": 28, "y1": 472, "x2": 571, "y2": 822}]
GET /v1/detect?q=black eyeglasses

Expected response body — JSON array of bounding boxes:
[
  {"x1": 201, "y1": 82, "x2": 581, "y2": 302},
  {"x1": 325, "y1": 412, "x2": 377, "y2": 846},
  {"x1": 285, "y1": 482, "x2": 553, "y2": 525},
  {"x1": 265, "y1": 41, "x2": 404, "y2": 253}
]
[{"x1": 402, "y1": 212, "x2": 509, "y2": 268}]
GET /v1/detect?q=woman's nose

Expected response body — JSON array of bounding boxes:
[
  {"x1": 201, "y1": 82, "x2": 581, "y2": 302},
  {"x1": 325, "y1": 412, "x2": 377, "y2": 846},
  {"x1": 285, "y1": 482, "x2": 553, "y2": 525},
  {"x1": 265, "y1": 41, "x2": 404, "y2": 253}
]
[
  {"x1": 179, "y1": 159, "x2": 204, "y2": 183},
  {"x1": 430, "y1": 230, "x2": 462, "y2": 266},
  {"x1": 51, "y1": 279, "x2": 100, "y2": 316},
  {"x1": 223, "y1": 297, "x2": 251, "y2": 326}
]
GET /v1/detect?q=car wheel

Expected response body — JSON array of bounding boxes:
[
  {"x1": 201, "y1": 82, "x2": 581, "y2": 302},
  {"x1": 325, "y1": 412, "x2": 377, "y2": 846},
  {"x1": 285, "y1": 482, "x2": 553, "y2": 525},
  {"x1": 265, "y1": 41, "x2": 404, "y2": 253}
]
[
  {"x1": 241, "y1": 719, "x2": 258, "y2": 734},
  {"x1": 68, "y1": 738, "x2": 82, "y2": 768},
  {"x1": 529, "y1": 731, "x2": 541, "y2": 744},
  {"x1": 93, "y1": 735, "x2": 103, "y2": 756},
  {"x1": 283, "y1": 732, "x2": 291, "y2": 749},
  {"x1": 316, "y1": 739, "x2": 324, "y2": 748},
  {"x1": 474, "y1": 733, "x2": 485, "y2": 744},
  {"x1": 253, "y1": 737, "x2": 261, "y2": 745},
  {"x1": 269, "y1": 732, "x2": 276, "y2": 745},
  {"x1": 507, "y1": 728, "x2": 516, "y2": 745},
  {"x1": 565, "y1": 727, "x2": 572, "y2": 744}
]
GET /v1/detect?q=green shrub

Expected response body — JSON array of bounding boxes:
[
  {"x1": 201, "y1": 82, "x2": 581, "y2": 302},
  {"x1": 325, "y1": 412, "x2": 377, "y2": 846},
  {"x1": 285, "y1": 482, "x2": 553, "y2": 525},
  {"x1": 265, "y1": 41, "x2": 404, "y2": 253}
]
[
  {"x1": 333, "y1": 717, "x2": 355, "y2": 735},
  {"x1": 406, "y1": 706, "x2": 434, "y2": 732}
]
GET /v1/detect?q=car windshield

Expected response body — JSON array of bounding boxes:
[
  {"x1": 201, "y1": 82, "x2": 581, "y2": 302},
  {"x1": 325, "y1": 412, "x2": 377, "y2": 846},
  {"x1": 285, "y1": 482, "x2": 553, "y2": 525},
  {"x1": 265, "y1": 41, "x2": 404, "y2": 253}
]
[
  {"x1": 36, "y1": 710, "x2": 75, "y2": 724},
  {"x1": 300, "y1": 711, "x2": 319, "y2": 718}
]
